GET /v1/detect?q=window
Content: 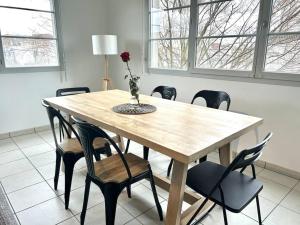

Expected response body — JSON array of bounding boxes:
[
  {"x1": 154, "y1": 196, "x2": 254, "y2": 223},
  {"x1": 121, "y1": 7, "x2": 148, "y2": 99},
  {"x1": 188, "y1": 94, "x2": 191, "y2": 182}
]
[
  {"x1": 148, "y1": 0, "x2": 300, "y2": 82},
  {"x1": 264, "y1": 0, "x2": 300, "y2": 74},
  {"x1": 149, "y1": 0, "x2": 191, "y2": 70},
  {"x1": 0, "y1": 0, "x2": 61, "y2": 71},
  {"x1": 195, "y1": 0, "x2": 260, "y2": 71}
]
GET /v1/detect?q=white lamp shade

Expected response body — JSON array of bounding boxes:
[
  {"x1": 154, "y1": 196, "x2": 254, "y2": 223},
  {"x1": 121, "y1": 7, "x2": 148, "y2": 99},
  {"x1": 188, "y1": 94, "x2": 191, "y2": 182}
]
[{"x1": 92, "y1": 35, "x2": 118, "y2": 55}]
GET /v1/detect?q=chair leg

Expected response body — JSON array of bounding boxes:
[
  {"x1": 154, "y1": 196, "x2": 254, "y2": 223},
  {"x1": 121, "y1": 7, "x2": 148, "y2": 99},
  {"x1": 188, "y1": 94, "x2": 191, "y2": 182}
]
[
  {"x1": 104, "y1": 187, "x2": 121, "y2": 225},
  {"x1": 222, "y1": 206, "x2": 228, "y2": 225},
  {"x1": 63, "y1": 155, "x2": 75, "y2": 209},
  {"x1": 125, "y1": 139, "x2": 131, "y2": 154},
  {"x1": 143, "y1": 146, "x2": 149, "y2": 160},
  {"x1": 256, "y1": 196, "x2": 263, "y2": 225},
  {"x1": 148, "y1": 170, "x2": 163, "y2": 221},
  {"x1": 54, "y1": 151, "x2": 61, "y2": 190},
  {"x1": 199, "y1": 155, "x2": 207, "y2": 163},
  {"x1": 167, "y1": 159, "x2": 173, "y2": 177},
  {"x1": 94, "y1": 151, "x2": 101, "y2": 161},
  {"x1": 80, "y1": 176, "x2": 91, "y2": 225},
  {"x1": 126, "y1": 185, "x2": 132, "y2": 198}
]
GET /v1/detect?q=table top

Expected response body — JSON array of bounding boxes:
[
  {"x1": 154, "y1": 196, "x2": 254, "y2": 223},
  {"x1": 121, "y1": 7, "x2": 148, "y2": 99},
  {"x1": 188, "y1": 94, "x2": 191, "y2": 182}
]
[{"x1": 44, "y1": 89, "x2": 263, "y2": 163}]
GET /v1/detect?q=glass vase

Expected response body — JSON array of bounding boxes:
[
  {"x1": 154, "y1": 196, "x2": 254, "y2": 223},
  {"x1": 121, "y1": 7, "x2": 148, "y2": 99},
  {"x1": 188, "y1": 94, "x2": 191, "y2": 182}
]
[{"x1": 129, "y1": 79, "x2": 140, "y2": 105}]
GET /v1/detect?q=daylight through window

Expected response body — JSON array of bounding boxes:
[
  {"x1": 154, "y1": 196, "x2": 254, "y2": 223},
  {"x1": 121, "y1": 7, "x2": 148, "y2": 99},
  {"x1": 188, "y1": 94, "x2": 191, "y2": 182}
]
[
  {"x1": 149, "y1": 0, "x2": 300, "y2": 80},
  {"x1": 0, "y1": 0, "x2": 60, "y2": 68}
]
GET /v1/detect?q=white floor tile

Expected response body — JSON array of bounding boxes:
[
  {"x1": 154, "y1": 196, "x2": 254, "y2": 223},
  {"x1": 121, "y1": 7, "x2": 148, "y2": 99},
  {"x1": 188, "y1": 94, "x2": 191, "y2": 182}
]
[
  {"x1": 201, "y1": 205, "x2": 258, "y2": 225},
  {"x1": 118, "y1": 184, "x2": 164, "y2": 217},
  {"x1": 75, "y1": 203, "x2": 133, "y2": 225},
  {"x1": 61, "y1": 183, "x2": 104, "y2": 215},
  {"x1": 264, "y1": 206, "x2": 300, "y2": 225},
  {"x1": 74, "y1": 158, "x2": 87, "y2": 171},
  {"x1": 142, "y1": 182, "x2": 169, "y2": 200},
  {"x1": 292, "y1": 181, "x2": 300, "y2": 192},
  {"x1": 0, "y1": 138, "x2": 18, "y2": 154},
  {"x1": 149, "y1": 154, "x2": 172, "y2": 172},
  {"x1": 0, "y1": 159, "x2": 34, "y2": 179},
  {"x1": 46, "y1": 169, "x2": 86, "y2": 195},
  {"x1": 13, "y1": 134, "x2": 46, "y2": 148},
  {"x1": 259, "y1": 177, "x2": 291, "y2": 203},
  {"x1": 37, "y1": 163, "x2": 59, "y2": 180},
  {"x1": 259, "y1": 169, "x2": 298, "y2": 188},
  {"x1": 1, "y1": 169, "x2": 44, "y2": 193},
  {"x1": 280, "y1": 189, "x2": 300, "y2": 214},
  {"x1": 242, "y1": 196, "x2": 277, "y2": 221},
  {"x1": 16, "y1": 197, "x2": 73, "y2": 225},
  {"x1": 21, "y1": 143, "x2": 54, "y2": 157},
  {"x1": 57, "y1": 217, "x2": 80, "y2": 225},
  {"x1": 125, "y1": 219, "x2": 142, "y2": 225},
  {"x1": 37, "y1": 130, "x2": 56, "y2": 143},
  {"x1": 136, "y1": 200, "x2": 173, "y2": 225},
  {"x1": 8, "y1": 182, "x2": 56, "y2": 212},
  {"x1": 28, "y1": 151, "x2": 56, "y2": 167},
  {"x1": 0, "y1": 150, "x2": 25, "y2": 165}
]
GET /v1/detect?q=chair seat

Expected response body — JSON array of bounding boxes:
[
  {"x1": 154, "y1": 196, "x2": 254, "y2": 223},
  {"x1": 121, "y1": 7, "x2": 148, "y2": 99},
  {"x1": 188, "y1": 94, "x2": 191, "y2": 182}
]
[
  {"x1": 59, "y1": 137, "x2": 113, "y2": 154},
  {"x1": 186, "y1": 161, "x2": 263, "y2": 213},
  {"x1": 94, "y1": 153, "x2": 149, "y2": 183}
]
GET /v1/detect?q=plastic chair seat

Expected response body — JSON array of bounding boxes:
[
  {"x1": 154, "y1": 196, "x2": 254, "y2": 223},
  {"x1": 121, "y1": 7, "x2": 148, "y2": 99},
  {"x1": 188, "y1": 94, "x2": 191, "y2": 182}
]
[{"x1": 186, "y1": 161, "x2": 263, "y2": 213}]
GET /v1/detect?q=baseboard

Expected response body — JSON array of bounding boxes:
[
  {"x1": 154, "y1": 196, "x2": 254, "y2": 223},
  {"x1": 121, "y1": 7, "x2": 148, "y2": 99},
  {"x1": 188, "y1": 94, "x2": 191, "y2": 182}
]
[
  {"x1": 0, "y1": 133, "x2": 9, "y2": 140},
  {"x1": 9, "y1": 128, "x2": 35, "y2": 137},
  {"x1": 265, "y1": 162, "x2": 300, "y2": 180},
  {"x1": 0, "y1": 124, "x2": 56, "y2": 139}
]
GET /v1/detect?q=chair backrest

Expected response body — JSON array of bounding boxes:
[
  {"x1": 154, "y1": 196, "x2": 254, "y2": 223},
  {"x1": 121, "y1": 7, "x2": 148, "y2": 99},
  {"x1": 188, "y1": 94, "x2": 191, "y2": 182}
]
[
  {"x1": 151, "y1": 86, "x2": 177, "y2": 100},
  {"x1": 73, "y1": 119, "x2": 132, "y2": 181},
  {"x1": 42, "y1": 100, "x2": 81, "y2": 148},
  {"x1": 191, "y1": 90, "x2": 231, "y2": 111},
  {"x1": 211, "y1": 133, "x2": 272, "y2": 194},
  {"x1": 56, "y1": 87, "x2": 90, "y2": 97}
]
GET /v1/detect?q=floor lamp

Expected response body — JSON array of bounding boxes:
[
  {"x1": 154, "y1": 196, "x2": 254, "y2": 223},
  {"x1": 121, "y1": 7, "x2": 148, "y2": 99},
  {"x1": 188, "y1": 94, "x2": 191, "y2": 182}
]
[{"x1": 92, "y1": 35, "x2": 118, "y2": 91}]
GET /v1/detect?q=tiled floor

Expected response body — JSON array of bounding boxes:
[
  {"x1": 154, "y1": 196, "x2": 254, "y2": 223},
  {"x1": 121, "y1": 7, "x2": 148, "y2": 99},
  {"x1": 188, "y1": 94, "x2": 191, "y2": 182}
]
[{"x1": 1, "y1": 131, "x2": 300, "y2": 225}]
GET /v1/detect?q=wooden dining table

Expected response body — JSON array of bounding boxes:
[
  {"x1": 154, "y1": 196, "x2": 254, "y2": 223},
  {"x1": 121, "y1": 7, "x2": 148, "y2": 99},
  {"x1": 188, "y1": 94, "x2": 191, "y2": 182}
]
[{"x1": 44, "y1": 89, "x2": 263, "y2": 225}]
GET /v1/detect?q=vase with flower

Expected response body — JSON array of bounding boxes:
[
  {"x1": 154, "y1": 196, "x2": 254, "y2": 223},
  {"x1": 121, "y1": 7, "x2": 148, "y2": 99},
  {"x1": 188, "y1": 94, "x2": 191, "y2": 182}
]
[{"x1": 120, "y1": 51, "x2": 140, "y2": 105}]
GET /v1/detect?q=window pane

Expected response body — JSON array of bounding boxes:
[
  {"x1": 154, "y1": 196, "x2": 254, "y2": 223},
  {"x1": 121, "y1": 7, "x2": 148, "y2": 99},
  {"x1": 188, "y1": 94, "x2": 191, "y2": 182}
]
[
  {"x1": 0, "y1": 0, "x2": 53, "y2": 11},
  {"x1": 270, "y1": 0, "x2": 300, "y2": 33},
  {"x1": 0, "y1": 8, "x2": 55, "y2": 38},
  {"x1": 265, "y1": 34, "x2": 300, "y2": 73},
  {"x1": 195, "y1": 37, "x2": 255, "y2": 70},
  {"x1": 151, "y1": 39, "x2": 188, "y2": 70},
  {"x1": 151, "y1": 8, "x2": 190, "y2": 39},
  {"x1": 198, "y1": 0, "x2": 260, "y2": 37},
  {"x1": 2, "y1": 38, "x2": 59, "y2": 67},
  {"x1": 151, "y1": 0, "x2": 190, "y2": 11}
]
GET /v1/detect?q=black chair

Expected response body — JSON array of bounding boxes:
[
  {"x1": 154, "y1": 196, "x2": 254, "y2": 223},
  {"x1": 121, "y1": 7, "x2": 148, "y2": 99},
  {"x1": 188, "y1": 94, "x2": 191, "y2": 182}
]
[
  {"x1": 125, "y1": 86, "x2": 177, "y2": 158},
  {"x1": 191, "y1": 90, "x2": 231, "y2": 110},
  {"x1": 186, "y1": 133, "x2": 272, "y2": 225},
  {"x1": 56, "y1": 87, "x2": 90, "y2": 141},
  {"x1": 74, "y1": 119, "x2": 163, "y2": 225},
  {"x1": 151, "y1": 85, "x2": 177, "y2": 100},
  {"x1": 167, "y1": 90, "x2": 231, "y2": 176},
  {"x1": 42, "y1": 100, "x2": 111, "y2": 209},
  {"x1": 56, "y1": 87, "x2": 90, "y2": 97}
]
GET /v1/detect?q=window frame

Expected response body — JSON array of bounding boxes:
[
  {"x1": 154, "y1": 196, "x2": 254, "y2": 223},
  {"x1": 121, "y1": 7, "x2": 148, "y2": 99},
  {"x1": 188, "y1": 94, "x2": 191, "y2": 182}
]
[
  {"x1": 147, "y1": 0, "x2": 300, "y2": 83},
  {"x1": 0, "y1": 0, "x2": 64, "y2": 74}
]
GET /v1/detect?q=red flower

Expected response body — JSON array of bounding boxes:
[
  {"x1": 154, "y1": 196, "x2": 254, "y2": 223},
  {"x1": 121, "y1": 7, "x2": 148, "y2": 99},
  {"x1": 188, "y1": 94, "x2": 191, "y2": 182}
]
[{"x1": 120, "y1": 52, "x2": 130, "y2": 62}]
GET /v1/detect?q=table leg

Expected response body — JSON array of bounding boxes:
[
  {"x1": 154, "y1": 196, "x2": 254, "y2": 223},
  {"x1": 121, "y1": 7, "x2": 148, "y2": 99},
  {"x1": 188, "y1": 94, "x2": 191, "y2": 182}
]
[
  {"x1": 143, "y1": 146, "x2": 149, "y2": 160},
  {"x1": 219, "y1": 143, "x2": 232, "y2": 166},
  {"x1": 117, "y1": 135, "x2": 125, "y2": 151},
  {"x1": 165, "y1": 160, "x2": 188, "y2": 225}
]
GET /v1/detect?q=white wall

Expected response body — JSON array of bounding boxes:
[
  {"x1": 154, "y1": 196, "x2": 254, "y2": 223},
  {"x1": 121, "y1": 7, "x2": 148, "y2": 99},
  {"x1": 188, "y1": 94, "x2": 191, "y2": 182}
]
[
  {"x1": 107, "y1": 0, "x2": 300, "y2": 172},
  {"x1": 0, "y1": 0, "x2": 108, "y2": 133}
]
